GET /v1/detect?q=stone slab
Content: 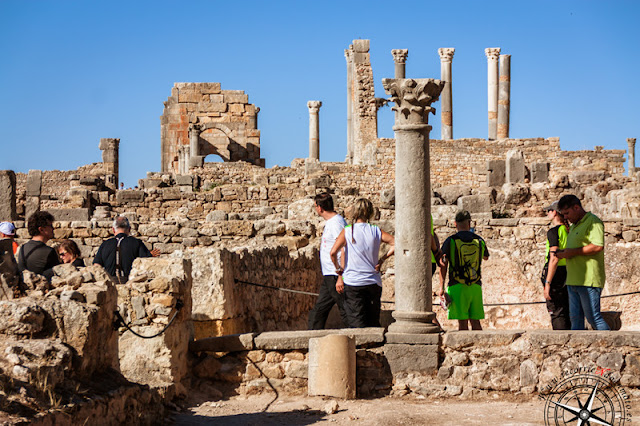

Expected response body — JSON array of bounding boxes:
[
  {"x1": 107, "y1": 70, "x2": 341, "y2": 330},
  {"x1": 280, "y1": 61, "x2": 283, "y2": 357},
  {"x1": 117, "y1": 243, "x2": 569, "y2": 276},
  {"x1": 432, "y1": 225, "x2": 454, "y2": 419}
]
[
  {"x1": 531, "y1": 162, "x2": 549, "y2": 183},
  {"x1": 488, "y1": 218, "x2": 520, "y2": 227},
  {"x1": 47, "y1": 208, "x2": 90, "y2": 222},
  {"x1": 442, "y1": 330, "x2": 525, "y2": 350},
  {"x1": 26, "y1": 170, "x2": 43, "y2": 197},
  {"x1": 116, "y1": 191, "x2": 144, "y2": 203},
  {"x1": 253, "y1": 328, "x2": 385, "y2": 350},
  {"x1": 384, "y1": 344, "x2": 438, "y2": 374},
  {"x1": 189, "y1": 333, "x2": 255, "y2": 353},
  {"x1": 0, "y1": 170, "x2": 16, "y2": 221},
  {"x1": 457, "y1": 194, "x2": 491, "y2": 213},
  {"x1": 487, "y1": 160, "x2": 505, "y2": 187},
  {"x1": 385, "y1": 333, "x2": 440, "y2": 345}
]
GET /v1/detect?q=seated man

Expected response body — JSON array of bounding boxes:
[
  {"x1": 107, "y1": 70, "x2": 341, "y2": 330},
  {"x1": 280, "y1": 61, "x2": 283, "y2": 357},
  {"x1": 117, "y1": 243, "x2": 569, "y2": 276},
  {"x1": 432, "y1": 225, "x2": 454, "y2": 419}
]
[{"x1": 438, "y1": 210, "x2": 489, "y2": 331}]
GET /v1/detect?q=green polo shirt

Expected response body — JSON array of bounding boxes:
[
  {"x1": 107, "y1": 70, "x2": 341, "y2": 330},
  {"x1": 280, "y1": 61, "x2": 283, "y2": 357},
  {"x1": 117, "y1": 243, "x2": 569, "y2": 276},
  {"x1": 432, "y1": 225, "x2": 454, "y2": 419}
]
[
  {"x1": 431, "y1": 214, "x2": 436, "y2": 264},
  {"x1": 565, "y1": 212, "x2": 605, "y2": 288}
]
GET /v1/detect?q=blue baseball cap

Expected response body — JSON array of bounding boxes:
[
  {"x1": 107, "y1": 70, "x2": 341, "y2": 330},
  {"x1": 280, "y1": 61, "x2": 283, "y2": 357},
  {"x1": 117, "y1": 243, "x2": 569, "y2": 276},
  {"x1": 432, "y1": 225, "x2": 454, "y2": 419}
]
[{"x1": 0, "y1": 222, "x2": 16, "y2": 236}]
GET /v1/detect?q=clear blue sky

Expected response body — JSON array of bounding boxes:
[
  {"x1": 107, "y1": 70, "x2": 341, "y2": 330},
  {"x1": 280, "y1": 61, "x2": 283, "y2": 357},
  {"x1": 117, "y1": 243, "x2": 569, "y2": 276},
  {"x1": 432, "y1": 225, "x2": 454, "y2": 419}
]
[{"x1": 1, "y1": 1, "x2": 638, "y2": 186}]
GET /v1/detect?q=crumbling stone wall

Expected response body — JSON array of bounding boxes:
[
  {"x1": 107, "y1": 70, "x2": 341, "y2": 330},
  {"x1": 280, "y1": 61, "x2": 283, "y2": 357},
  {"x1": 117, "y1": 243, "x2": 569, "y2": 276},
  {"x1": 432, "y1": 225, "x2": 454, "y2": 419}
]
[{"x1": 160, "y1": 82, "x2": 264, "y2": 173}]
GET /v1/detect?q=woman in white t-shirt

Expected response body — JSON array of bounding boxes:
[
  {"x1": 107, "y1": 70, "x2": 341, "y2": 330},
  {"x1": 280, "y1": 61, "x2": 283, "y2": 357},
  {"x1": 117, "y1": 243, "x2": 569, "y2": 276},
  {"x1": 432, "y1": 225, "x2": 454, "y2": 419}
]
[{"x1": 330, "y1": 198, "x2": 395, "y2": 327}]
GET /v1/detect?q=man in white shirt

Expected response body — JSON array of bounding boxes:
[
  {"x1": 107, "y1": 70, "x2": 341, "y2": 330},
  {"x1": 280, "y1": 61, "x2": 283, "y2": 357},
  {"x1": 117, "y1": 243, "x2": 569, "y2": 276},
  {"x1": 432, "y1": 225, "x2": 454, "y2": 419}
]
[{"x1": 308, "y1": 193, "x2": 349, "y2": 329}]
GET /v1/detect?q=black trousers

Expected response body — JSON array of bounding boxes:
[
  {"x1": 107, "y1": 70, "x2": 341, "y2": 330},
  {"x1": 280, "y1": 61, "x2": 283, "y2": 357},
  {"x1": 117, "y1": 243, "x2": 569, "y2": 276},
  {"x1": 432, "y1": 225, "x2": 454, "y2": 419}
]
[
  {"x1": 308, "y1": 275, "x2": 348, "y2": 329},
  {"x1": 344, "y1": 284, "x2": 382, "y2": 328},
  {"x1": 545, "y1": 267, "x2": 571, "y2": 330}
]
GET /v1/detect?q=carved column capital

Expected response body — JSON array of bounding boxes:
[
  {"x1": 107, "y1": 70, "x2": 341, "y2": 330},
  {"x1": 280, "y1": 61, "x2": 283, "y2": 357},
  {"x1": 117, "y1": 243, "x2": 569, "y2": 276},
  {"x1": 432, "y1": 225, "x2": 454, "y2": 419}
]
[
  {"x1": 307, "y1": 100, "x2": 322, "y2": 112},
  {"x1": 485, "y1": 47, "x2": 501, "y2": 60},
  {"x1": 391, "y1": 49, "x2": 409, "y2": 64},
  {"x1": 382, "y1": 78, "x2": 445, "y2": 126},
  {"x1": 628, "y1": 138, "x2": 637, "y2": 147},
  {"x1": 438, "y1": 48, "x2": 455, "y2": 62},
  {"x1": 344, "y1": 46, "x2": 353, "y2": 62}
]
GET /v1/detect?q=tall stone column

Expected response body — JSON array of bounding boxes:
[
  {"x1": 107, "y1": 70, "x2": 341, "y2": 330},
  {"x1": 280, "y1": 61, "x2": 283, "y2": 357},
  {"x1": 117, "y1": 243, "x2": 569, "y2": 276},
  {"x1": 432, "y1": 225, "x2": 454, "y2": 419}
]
[
  {"x1": 188, "y1": 124, "x2": 203, "y2": 169},
  {"x1": 438, "y1": 48, "x2": 455, "y2": 140},
  {"x1": 497, "y1": 54, "x2": 511, "y2": 139},
  {"x1": 391, "y1": 49, "x2": 408, "y2": 79},
  {"x1": 485, "y1": 48, "x2": 501, "y2": 140},
  {"x1": 345, "y1": 47, "x2": 354, "y2": 163},
  {"x1": 382, "y1": 78, "x2": 444, "y2": 335},
  {"x1": 628, "y1": 138, "x2": 637, "y2": 176},
  {"x1": 99, "y1": 138, "x2": 120, "y2": 190},
  {"x1": 307, "y1": 101, "x2": 322, "y2": 160},
  {"x1": 0, "y1": 170, "x2": 17, "y2": 221}
]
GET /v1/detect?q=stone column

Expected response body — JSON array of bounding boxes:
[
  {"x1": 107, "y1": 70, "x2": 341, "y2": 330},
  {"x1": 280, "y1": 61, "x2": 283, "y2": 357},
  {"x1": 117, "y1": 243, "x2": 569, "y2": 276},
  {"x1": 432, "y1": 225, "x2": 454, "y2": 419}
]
[
  {"x1": 497, "y1": 54, "x2": 511, "y2": 139},
  {"x1": 485, "y1": 48, "x2": 501, "y2": 140},
  {"x1": 0, "y1": 170, "x2": 17, "y2": 221},
  {"x1": 99, "y1": 138, "x2": 120, "y2": 190},
  {"x1": 188, "y1": 124, "x2": 204, "y2": 169},
  {"x1": 628, "y1": 138, "x2": 637, "y2": 176},
  {"x1": 307, "y1": 101, "x2": 322, "y2": 160},
  {"x1": 391, "y1": 49, "x2": 408, "y2": 79},
  {"x1": 438, "y1": 48, "x2": 455, "y2": 140},
  {"x1": 382, "y1": 78, "x2": 444, "y2": 335},
  {"x1": 345, "y1": 47, "x2": 354, "y2": 163}
]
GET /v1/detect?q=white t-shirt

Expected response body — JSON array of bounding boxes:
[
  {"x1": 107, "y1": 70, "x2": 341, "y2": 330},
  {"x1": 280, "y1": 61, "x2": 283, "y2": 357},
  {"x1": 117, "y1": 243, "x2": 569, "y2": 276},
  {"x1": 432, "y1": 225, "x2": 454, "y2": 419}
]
[
  {"x1": 320, "y1": 214, "x2": 347, "y2": 276},
  {"x1": 343, "y1": 223, "x2": 382, "y2": 287}
]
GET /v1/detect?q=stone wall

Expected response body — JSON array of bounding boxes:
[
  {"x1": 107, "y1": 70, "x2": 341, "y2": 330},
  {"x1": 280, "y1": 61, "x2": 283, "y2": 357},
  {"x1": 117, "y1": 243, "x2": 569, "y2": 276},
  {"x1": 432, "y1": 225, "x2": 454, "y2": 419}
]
[{"x1": 190, "y1": 329, "x2": 640, "y2": 399}]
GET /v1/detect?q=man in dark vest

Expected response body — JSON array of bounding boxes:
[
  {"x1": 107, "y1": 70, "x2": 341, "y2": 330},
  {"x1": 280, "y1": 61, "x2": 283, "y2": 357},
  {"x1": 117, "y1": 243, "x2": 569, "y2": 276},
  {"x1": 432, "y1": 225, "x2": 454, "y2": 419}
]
[
  {"x1": 18, "y1": 211, "x2": 59, "y2": 281},
  {"x1": 94, "y1": 216, "x2": 153, "y2": 283}
]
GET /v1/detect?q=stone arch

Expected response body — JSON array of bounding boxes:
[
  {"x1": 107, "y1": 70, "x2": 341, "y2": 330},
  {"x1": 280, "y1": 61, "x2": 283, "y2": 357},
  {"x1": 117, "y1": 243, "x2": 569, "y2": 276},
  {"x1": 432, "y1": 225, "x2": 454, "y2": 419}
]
[{"x1": 199, "y1": 124, "x2": 232, "y2": 162}]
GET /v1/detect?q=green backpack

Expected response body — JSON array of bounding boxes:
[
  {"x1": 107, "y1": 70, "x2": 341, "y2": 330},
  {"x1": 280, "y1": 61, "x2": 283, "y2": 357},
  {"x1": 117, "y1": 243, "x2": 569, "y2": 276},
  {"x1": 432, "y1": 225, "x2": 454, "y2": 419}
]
[{"x1": 449, "y1": 235, "x2": 485, "y2": 285}]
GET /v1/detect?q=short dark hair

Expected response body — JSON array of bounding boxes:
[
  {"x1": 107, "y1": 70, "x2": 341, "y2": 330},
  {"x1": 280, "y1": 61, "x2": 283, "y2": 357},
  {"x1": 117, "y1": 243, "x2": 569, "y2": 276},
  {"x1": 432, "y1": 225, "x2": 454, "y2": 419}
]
[
  {"x1": 27, "y1": 211, "x2": 55, "y2": 237},
  {"x1": 314, "y1": 192, "x2": 334, "y2": 212},
  {"x1": 57, "y1": 239, "x2": 81, "y2": 259},
  {"x1": 455, "y1": 210, "x2": 471, "y2": 223},
  {"x1": 557, "y1": 194, "x2": 582, "y2": 211}
]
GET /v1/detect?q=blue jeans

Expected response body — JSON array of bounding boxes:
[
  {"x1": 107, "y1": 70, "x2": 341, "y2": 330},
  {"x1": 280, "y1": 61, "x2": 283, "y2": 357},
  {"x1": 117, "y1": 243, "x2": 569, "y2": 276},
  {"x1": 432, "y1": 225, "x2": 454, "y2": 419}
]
[{"x1": 567, "y1": 286, "x2": 610, "y2": 330}]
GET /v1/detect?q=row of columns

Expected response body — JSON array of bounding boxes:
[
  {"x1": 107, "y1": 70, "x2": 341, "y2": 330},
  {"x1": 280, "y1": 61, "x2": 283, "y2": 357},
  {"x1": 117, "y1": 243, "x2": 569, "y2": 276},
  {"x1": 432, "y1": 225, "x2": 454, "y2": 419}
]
[{"x1": 485, "y1": 48, "x2": 511, "y2": 140}]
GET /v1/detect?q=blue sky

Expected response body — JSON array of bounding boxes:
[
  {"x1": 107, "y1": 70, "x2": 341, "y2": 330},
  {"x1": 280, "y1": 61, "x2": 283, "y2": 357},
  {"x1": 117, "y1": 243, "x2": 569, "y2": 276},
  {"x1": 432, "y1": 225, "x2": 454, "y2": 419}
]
[{"x1": 1, "y1": 1, "x2": 638, "y2": 186}]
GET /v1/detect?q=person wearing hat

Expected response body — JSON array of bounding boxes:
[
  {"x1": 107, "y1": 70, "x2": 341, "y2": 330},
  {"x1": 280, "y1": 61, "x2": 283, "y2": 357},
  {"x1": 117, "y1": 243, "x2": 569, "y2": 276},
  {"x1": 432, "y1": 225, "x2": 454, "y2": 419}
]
[
  {"x1": 0, "y1": 222, "x2": 18, "y2": 255},
  {"x1": 438, "y1": 210, "x2": 489, "y2": 331},
  {"x1": 542, "y1": 201, "x2": 571, "y2": 330}
]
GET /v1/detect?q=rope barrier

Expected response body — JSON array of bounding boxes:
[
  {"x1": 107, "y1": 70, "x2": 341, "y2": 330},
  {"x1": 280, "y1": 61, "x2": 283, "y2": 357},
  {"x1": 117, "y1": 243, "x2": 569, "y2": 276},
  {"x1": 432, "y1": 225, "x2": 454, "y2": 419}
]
[
  {"x1": 234, "y1": 279, "x2": 640, "y2": 307},
  {"x1": 113, "y1": 299, "x2": 183, "y2": 339}
]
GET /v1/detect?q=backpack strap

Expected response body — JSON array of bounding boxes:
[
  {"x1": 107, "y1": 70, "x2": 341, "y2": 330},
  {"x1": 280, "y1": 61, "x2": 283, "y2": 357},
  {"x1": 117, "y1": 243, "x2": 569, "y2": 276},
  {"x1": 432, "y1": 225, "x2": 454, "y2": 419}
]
[{"x1": 115, "y1": 235, "x2": 126, "y2": 284}]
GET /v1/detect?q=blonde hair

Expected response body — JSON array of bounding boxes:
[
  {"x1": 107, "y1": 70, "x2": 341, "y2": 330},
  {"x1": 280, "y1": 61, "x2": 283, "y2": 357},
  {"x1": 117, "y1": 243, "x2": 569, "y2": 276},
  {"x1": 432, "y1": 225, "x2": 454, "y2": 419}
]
[{"x1": 350, "y1": 198, "x2": 374, "y2": 243}]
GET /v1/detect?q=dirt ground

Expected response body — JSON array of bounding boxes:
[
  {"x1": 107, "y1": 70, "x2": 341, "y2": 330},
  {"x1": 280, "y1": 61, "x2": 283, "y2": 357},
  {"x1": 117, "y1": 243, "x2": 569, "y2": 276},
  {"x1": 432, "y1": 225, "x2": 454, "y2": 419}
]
[{"x1": 171, "y1": 394, "x2": 559, "y2": 425}]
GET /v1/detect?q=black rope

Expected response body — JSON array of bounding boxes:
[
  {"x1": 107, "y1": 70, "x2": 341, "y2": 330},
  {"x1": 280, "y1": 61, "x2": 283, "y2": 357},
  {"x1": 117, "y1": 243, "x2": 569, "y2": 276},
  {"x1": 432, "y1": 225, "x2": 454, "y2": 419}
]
[
  {"x1": 234, "y1": 279, "x2": 640, "y2": 307},
  {"x1": 113, "y1": 299, "x2": 183, "y2": 339}
]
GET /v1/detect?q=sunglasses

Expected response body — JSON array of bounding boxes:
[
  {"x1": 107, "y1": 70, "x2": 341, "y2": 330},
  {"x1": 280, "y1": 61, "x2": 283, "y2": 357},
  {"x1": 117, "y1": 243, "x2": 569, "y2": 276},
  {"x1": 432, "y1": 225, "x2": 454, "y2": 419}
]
[{"x1": 59, "y1": 251, "x2": 69, "y2": 257}]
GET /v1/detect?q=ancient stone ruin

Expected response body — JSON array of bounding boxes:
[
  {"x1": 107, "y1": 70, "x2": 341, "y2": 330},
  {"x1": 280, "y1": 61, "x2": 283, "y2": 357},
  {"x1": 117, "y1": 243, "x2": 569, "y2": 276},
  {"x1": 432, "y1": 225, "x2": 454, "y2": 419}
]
[{"x1": 1, "y1": 39, "x2": 639, "y2": 423}]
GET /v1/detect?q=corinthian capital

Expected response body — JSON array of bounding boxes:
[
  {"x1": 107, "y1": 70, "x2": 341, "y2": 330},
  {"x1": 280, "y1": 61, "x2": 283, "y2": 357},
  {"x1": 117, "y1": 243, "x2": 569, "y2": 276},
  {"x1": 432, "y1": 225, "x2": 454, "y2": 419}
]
[
  {"x1": 307, "y1": 100, "x2": 322, "y2": 112},
  {"x1": 382, "y1": 78, "x2": 445, "y2": 125},
  {"x1": 391, "y1": 49, "x2": 409, "y2": 64},
  {"x1": 485, "y1": 48, "x2": 501, "y2": 60},
  {"x1": 438, "y1": 48, "x2": 455, "y2": 62},
  {"x1": 344, "y1": 46, "x2": 353, "y2": 61},
  {"x1": 628, "y1": 138, "x2": 637, "y2": 147}
]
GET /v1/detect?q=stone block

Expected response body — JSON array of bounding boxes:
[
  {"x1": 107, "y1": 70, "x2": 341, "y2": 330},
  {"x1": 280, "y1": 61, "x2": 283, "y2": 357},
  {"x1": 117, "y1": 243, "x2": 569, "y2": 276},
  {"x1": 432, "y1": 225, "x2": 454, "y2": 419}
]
[
  {"x1": 0, "y1": 170, "x2": 16, "y2": 221},
  {"x1": 199, "y1": 102, "x2": 227, "y2": 113},
  {"x1": 161, "y1": 188, "x2": 181, "y2": 200},
  {"x1": 189, "y1": 333, "x2": 255, "y2": 353},
  {"x1": 200, "y1": 82, "x2": 221, "y2": 94},
  {"x1": 571, "y1": 170, "x2": 606, "y2": 185},
  {"x1": 506, "y1": 149, "x2": 525, "y2": 183},
  {"x1": 47, "y1": 208, "x2": 90, "y2": 222},
  {"x1": 308, "y1": 335, "x2": 356, "y2": 399},
  {"x1": 502, "y1": 183, "x2": 530, "y2": 204},
  {"x1": 488, "y1": 218, "x2": 520, "y2": 227},
  {"x1": 352, "y1": 39, "x2": 370, "y2": 52},
  {"x1": 223, "y1": 93, "x2": 248, "y2": 104},
  {"x1": 178, "y1": 89, "x2": 201, "y2": 103},
  {"x1": 116, "y1": 190, "x2": 144, "y2": 203},
  {"x1": 457, "y1": 194, "x2": 491, "y2": 213},
  {"x1": 385, "y1": 333, "x2": 440, "y2": 345},
  {"x1": 434, "y1": 185, "x2": 472, "y2": 205},
  {"x1": 531, "y1": 162, "x2": 549, "y2": 183},
  {"x1": 175, "y1": 175, "x2": 193, "y2": 186},
  {"x1": 487, "y1": 160, "x2": 506, "y2": 187},
  {"x1": 254, "y1": 328, "x2": 384, "y2": 350},
  {"x1": 384, "y1": 344, "x2": 438, "y2": 374},
  {"x1": 0, "y1": 299, "x2": 45, "y2": 335},
  {"x1": 26, "y1": 170, "x2": 43, "y2": 197},
  {"x1": 443, "y1": 330, "x2": 524, "y2": 350}
]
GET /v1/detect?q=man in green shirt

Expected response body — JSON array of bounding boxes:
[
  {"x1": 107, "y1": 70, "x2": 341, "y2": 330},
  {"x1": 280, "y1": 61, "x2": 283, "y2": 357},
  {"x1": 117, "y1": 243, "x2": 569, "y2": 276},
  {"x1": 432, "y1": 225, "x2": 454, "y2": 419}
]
[{"x1": 555, "y1": 194, "x2": 609, "y2": 330}]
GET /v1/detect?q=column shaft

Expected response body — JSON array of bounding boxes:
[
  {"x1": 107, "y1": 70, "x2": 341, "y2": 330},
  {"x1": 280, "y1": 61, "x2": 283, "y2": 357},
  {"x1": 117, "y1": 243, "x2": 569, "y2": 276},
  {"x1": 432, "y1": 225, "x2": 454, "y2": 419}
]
[
  {"x1": 485, "y1": 48, "x2": 501, "y2": 140},
  {"x1": 391, "y1": 49, "x2": 408, "y2": 79},
  {"x1": 628, "y1": 138, "x2": 637, "y2": 176},
  {"x1": 345, "y1": 48, "x2": 354, "y2": 163},
  {"x1": 438, "y1": 48, "x2": 455, "y2": 140},
  {"x1": 308, "y1": 101, "x2": 322, "y2": 160},
  {"x1": 498, "y1": 54, "x2": 511, "y2": 139}
]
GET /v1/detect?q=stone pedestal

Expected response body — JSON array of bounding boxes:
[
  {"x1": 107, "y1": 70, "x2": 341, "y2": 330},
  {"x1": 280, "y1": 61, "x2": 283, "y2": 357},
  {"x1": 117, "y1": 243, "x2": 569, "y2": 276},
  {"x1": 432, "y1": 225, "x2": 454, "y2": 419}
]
[
  {"x1": 99, "y1": 138, "x2": 120, "y2": 190},
  {"x1": 628, "y1": 138, "x2": 636, "y2": 176},
  {"x1": 308, "y1": 334, "x2": 356, "y2": 399},
  {"x1": 497, "y1": 55, "x2": 511, "y2": 139},
  {"x1": 0, "y1": 170, "x2": 16, "y2": 221},
  {"x1": 391, "y1": 49, "x2": 408, "y2": 79},
  {"x1": 382, "y1": 78, "x2": 444, "y2": 335},
  {"x1": 438, "y1": 48, "x2": 455, "y2": 140},
  {"x1": 307, "y1": 101, "x2": 322, "y2": 160},
  {"x1": 485, "y1": 48, "x2": 501, "y2": 140}
]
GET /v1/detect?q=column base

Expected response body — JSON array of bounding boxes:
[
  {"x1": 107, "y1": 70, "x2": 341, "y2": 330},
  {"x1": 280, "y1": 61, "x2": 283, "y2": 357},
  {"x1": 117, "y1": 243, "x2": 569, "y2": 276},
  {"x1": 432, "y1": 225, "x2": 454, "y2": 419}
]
[{"x1": 387, "y1": 311, "x2": 440, "y2": 334}]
